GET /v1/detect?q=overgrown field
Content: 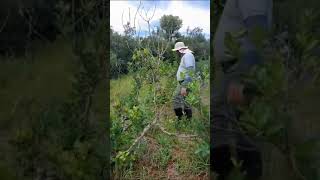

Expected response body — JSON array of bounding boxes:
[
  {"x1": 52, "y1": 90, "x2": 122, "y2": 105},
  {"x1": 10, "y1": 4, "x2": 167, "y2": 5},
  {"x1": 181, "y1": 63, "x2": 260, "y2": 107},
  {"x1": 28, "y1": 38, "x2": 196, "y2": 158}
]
[
  {"x1": 0, "y1": 38, "x2": 108, "y2": 180},
  {"x1": 110, "y1": 60, "x2": 210, "y2": 179}
]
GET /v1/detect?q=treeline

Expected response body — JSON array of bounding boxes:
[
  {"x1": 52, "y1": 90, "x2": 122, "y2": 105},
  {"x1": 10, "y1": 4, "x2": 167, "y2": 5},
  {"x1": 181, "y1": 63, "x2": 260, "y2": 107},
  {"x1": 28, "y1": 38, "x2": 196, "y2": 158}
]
[{"x1": 110, "y1": 14, "x2": 210, "y2": 79}]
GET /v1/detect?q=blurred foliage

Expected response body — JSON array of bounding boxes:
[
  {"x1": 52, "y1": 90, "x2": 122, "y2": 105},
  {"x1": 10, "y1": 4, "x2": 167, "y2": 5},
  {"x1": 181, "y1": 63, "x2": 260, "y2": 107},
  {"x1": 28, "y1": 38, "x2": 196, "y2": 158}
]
[
  {"x1": 0, "y1": 0, "x2": 108, "y2": 180},
  {"x1": 218, "y1": 1, "x2": 320, "y2": 179},
  {"x1": 0, "y1": 0, "x2": 58, "y2": 55}
]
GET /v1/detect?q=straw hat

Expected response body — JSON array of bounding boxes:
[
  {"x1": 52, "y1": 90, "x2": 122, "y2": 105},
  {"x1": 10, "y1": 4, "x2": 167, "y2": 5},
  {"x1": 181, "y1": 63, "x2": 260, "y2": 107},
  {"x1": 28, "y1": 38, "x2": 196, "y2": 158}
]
[{"x1": 172, "y1": 42, "x2": 188, "y2": 51}]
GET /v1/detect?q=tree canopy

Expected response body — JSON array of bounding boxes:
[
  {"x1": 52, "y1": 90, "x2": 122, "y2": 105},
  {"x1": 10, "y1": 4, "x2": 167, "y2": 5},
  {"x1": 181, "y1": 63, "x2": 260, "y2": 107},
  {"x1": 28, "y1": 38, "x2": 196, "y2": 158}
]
[{"x1": 160, "y1": 15, "x2": 183, "y2": 39}]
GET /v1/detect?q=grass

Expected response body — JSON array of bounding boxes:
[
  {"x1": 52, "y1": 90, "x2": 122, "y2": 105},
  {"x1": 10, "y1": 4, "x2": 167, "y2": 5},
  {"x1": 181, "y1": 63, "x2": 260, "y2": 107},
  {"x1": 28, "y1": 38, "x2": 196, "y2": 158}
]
[
  {"x1": 0, "y1": 39, "x2": 75, "y2": 129},
  {"x1": 110, "y1": 75, "x2": 133, "y2": 99}
]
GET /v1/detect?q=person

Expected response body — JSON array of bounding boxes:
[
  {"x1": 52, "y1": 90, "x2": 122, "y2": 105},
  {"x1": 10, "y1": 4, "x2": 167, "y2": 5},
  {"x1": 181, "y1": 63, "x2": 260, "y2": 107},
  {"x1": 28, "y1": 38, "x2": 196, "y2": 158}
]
[
  {"x1": 172, "y1": 42, "x2": 196, "y2": 120},
  {"x1": 212, "y1": 0, "x2": 273, "y2": 180}
]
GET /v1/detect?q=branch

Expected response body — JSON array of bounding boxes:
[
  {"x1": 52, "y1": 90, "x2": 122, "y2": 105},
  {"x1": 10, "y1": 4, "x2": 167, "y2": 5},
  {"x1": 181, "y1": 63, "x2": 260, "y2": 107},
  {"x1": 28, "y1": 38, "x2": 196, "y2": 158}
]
[
  {"x1": 149, "y1": 4, "x2": 157, "y2": 22},
  {"x1": 288, "y1": 149, "x2": 307, "y2": 180},
  {"x1": 121, "y1": 1, "x2": 144, "y2": 51},
  {"x1": 123, "y1": 122, "x2": 132, "y2": 132},
  {"x1": 121, "y1": 10, "x2": 126, "y2": 32},
  {"x1": 156, "y1": 124, "x2": 198, "y2": 138},
  {"x1": 133, "y1": 0, "x2": 142, "y2": 29},
  {"x1": 138, "y1": 8, "x2": 148, "y2": 22},
  {"x1": 136, "y1": 22, "x2": 142, "y2": 48},
  {"x1": 127, "y1": 116, "x2": 158, "y2": 154},
  {"x1": 118, "y1": 106, "x2": 165, "y2": 156},
  {"x1": 0, "y1": 11, "x2": 10, "y2": 33},
  {"x1": 23, "y1": 8, "x2": 52, "y2": 43},
  {"x1": 138, "y1": 3, "x2": 156, "y2": 24}
]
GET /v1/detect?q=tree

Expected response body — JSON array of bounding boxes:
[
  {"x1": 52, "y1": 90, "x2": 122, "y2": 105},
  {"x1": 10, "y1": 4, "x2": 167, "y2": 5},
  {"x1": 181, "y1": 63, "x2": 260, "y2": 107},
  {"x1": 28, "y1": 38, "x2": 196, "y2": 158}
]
[
  {"x1": 123, "y1": 22, "x2": 135, "y2": 37},
  {"x1": 110, "y1": 27, "x2": 137, "y2": 77},
  {"x1": 186, "y1": 27, "x2": 205, "y2": 41},
  {"x1": 160, "y1": 15, "x2": 182, "y2": 40},
  {"x1": 177, "y1": 27, "x2": 209, "y2": 61}
]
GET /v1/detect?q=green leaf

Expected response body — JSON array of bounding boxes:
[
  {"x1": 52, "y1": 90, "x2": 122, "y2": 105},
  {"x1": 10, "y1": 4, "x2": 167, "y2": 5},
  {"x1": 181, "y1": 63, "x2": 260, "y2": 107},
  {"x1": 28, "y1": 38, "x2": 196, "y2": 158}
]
[
  {"x1": 265, "y1": 124, "x2": 283, "y2": 137},
  {"x1": 306, "y1": 39, "x2": 319, "y2": 52}
]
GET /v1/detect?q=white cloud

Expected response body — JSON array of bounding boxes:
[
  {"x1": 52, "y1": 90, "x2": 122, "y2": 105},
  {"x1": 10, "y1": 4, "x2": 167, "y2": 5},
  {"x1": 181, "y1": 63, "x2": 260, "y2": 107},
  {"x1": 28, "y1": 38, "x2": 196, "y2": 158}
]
[{"x1": 110, "y1": 1, "x2": 210, "y2": 35}]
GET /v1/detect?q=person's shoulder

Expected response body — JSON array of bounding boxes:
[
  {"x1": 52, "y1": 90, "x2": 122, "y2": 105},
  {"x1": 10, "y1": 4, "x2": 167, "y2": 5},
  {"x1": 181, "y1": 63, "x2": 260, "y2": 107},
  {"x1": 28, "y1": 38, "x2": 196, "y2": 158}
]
[{"x1": 184, "y1": 52, "x2": 194, "y2": 58}]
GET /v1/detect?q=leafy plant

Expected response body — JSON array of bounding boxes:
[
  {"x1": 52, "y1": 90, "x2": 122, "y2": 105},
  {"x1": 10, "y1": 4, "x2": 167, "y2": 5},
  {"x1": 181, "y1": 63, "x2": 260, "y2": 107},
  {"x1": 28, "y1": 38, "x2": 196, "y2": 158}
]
[{"x1": 221, "y1": 6, "x2": 320, "y2": 180}]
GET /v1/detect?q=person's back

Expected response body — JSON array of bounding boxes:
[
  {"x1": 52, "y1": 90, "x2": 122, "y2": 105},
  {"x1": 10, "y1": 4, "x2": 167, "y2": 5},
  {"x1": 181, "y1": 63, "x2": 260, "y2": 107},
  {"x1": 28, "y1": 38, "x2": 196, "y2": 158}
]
[
  {"x1": 177, "y1": 51, "x2": 196, "y2": 81},
  {"x1": 212, "y1": 0, "x2": 273, "y2": 179},
  {"x1": 214, "y1": 0, "x2": 273, "y2": 63}
]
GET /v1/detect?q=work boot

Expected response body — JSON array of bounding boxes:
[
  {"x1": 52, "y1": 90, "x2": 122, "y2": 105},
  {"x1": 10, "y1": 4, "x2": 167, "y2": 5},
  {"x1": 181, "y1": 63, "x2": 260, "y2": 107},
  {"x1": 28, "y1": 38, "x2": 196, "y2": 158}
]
[
  {"x1": 174, "y1": 108, "x2": 183, "y2": 120},
  {"x1": 184, "y1": 108, "x2": 192, "y2": 119}
]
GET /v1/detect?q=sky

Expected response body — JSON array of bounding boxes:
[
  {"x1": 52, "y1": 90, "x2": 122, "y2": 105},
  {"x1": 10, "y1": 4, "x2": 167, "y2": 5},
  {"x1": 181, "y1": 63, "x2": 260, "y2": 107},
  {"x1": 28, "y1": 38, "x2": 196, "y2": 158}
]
[{"x1": 110, "y1": 0, "x2": 210, "y2": 39}]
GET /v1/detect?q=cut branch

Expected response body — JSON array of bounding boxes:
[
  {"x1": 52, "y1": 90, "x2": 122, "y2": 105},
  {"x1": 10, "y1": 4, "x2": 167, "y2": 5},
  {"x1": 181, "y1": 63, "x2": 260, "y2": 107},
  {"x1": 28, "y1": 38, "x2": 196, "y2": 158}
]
[
  {"x1": 156, "y1": 124, "x2": 198, "y2": 139},
  {"x1": 127, "y1": 116, "x2": 158, "y2": 154}
]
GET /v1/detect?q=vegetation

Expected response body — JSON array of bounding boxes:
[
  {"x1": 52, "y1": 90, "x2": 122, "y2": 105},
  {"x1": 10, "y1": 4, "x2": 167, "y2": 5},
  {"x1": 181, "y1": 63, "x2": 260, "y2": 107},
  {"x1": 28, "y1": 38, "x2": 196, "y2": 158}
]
[
  {"x1": 110, "y1": 11, "x2": 210, "y2": 79},
  {"x1": 0, "y1": 1, "x2": 108, "y2": 179},
  {"x1": 110, "y1": 2, "x2": 210, "y2": 179},
  {"x1": 213, "y1": 0, "x2": 320, "y2": 179}
]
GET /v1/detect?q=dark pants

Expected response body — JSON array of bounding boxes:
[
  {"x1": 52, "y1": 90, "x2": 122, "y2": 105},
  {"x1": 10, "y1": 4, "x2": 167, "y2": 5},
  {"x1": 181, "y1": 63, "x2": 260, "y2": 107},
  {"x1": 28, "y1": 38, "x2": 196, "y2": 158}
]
[
  {"x1": 173, "y1": 82, "x2": 192, "y2": 119},
  {"x1": 212, "y1": 146, "x2": 262, "y2": 180},
  {"x1": 211, "y1": 63, "x2": 262, "y2": 180}
]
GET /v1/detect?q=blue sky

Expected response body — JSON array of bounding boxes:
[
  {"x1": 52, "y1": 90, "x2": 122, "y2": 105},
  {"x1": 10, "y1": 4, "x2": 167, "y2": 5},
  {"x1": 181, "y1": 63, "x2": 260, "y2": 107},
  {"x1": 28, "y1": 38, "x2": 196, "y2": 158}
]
[
  {"x1": 110, "y1": 1, "x2": 210, "y2": 39},
  {"x1": 127, "y1": 1, "x2": 209, "y2": 10}
]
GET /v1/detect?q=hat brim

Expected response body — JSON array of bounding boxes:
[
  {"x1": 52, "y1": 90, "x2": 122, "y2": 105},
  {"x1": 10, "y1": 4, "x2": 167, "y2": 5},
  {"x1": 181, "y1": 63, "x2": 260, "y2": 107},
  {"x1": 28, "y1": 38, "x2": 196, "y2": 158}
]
[{"x1": 171, "y1": 46, "x2": 188, "y2": 51}]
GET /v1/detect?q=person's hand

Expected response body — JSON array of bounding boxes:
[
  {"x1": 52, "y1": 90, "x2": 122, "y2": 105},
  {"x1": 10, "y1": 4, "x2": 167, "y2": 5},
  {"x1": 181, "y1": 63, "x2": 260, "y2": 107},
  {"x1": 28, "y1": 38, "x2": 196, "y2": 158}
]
[
  {"x1": 227, "y1": 81, "x2": 245, "y2": 105},
  {"x1": 180, "y1": 87, "x2": 188, "y2": 96}
]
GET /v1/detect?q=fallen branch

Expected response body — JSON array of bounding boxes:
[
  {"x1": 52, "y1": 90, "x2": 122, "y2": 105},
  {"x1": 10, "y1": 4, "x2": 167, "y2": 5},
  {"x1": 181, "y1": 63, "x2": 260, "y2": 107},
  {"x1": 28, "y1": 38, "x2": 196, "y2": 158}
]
[
  {"x1": 127, "y1": 116, "x2": 158, "y2": 154},
  {"x1": 156, "y1": 124, "x2": 198, "y2": 139},
  {"x1": 115, "y1": 102, "x2": 205, "y2": 163},
  {"x1": 122, "y1": 122, "x2": 132, "y2": 132}
]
